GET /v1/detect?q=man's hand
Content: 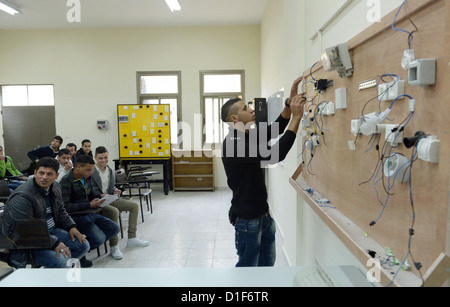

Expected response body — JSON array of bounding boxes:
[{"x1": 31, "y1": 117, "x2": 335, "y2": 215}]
[
  {"x1": 64, "y1": 161, "x2": 73, "y2": 171},
  {"x1": 90, "y1": 198, "x2": 105, "y2": 208},
  {"x1": 69, "y1": 227, "x2": 87, "y2": 244},
  {"x1": 55, "y1": 242, "x2": 71, "y2": 259},
  {"x1": 290, "y1": 95, "x2": 307, "y2": 118},
  {"x1": 286, "y1": 94, "x2": 308, "y2": 135},
  {"x1": 282, "y1": 77, "x2": 305, "y2": 119},
  {"x1": 290, "y1": 76, "x2": 304, "y2": 101}
]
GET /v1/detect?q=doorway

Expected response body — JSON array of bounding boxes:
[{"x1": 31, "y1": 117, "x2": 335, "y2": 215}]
[{"x1": 2, "y1": 106, "x2": 56, "y2": 172}]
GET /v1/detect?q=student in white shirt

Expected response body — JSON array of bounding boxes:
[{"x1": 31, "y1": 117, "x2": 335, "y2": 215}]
[
  {"x1": 91, "y1": 146, "x2": 149, "y2": 260},
  {"x1": 55, "y1": 149, "x2": 73, "y2": 183}
]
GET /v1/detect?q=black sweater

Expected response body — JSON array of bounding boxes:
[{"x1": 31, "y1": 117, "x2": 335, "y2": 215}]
[{"x1": 222, "y1": 115, "x2": 297, "y2": 220}]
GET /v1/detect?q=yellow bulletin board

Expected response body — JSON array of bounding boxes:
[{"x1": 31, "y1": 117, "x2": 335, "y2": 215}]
[{"x1": 117, "y1": 104, "x2": 171, "y2": 159}]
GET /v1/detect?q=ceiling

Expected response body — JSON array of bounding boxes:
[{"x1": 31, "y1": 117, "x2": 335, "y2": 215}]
[{"x1": 0, "y1": 0, "x2": 268, "y2": 30}]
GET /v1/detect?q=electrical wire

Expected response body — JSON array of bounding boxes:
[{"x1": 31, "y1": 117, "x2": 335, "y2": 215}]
[
  {"x1": 385, "y1": 140, "x2": 425, "y2": 287},
  {"x1": 310, "y1": 61, "x2": 319, "y2": 81},
  {"x1": 392, "y1": 0, "x2": 419, "y2": 50}
]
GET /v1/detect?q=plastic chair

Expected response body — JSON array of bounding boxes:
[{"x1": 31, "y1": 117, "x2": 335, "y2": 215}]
[{"x1": 115, "y1": 168, "x2": 153, "y2": 223}]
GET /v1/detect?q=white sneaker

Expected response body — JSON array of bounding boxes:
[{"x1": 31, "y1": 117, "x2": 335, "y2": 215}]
[
  {"x1": 127, "y1": 238, "x2": 149, "y2": 247},
  {"x1": 110, "y1": 245, "x2": 123, "y2": 260}
]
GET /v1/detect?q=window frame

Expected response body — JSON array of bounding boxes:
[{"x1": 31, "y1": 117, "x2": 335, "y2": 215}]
[
  {"x1": 137, "y1": 71, "x2": 182, "y2": 145},
  {"x1": 0, "y1": 84, "x2": 55, "y2": 107},
  {"x1": 200, "y1": 70, "x2": 245, "y2": 147}
]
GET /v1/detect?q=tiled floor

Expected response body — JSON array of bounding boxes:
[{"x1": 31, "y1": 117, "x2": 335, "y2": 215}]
[{"x1": 87, "y1": 184, "x2": 289, "y2": 268}]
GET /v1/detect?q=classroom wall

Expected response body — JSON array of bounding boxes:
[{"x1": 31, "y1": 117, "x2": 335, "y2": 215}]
[
  {"x1": 0, "y1": 25, "x2": 261, "y2": 186},
  {"x1": 260, "y1": 0, "x2": 405, "y2": 268}
]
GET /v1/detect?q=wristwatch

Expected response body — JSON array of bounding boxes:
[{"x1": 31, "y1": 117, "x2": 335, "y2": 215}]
[{"x1": 285, "y1": 98, "x2": 290, "y2": 107}]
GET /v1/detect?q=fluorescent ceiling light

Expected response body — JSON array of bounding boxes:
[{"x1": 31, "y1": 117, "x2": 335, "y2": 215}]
[
  {"x1": 165, "y1": 0, "x2": 181, "y2": 12},
  {"x1": 0, "y1": 0, "x2": 21, "y2": 15}
]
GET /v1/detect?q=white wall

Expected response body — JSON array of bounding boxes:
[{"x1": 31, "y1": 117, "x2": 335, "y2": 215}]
[
  {"x1": 261, "y1": 0, "x2": 405, "y2": 268},
  {"x1": 0, "y1": 26, "x2": 261, "y2": 187},
  {"x1": 261, "y1": 0, "x2": 305, "y2": 266}
]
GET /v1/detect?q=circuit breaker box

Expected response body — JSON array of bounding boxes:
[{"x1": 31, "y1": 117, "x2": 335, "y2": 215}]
[{"x1": 117, "y1": 104, "x2": 171, "y2": 159}]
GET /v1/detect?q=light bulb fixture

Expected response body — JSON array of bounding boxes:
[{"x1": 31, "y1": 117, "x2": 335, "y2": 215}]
[
  {"x1": 165, "y1": 0, "x2": 181, "y2": 12},
  {"x1": 0, "y1": 0, "x2": 21, "y2": 15}
]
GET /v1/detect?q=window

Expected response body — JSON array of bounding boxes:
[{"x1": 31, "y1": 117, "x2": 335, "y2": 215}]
[
  {"x1": 137, "y1": 72, "x2": 181, "y2": 144},
  {"x1": 200, "y1": 70, "x2": 245, "y2": 146},
  {"x1": 1, "y1": 85, "x2": 55, "y2": 106}
]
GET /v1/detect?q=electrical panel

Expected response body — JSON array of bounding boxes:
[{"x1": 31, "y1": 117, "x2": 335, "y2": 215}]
[
  {"x1": 97, "y1": 120, "x2": 109, "y2": 130},
  {"x1": 117, "y1": 104, "x2": 171, "y2": 159}
]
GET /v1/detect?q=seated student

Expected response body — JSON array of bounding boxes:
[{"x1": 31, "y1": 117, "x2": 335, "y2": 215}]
[
  {"x1": 59, "y1": 154, "x2": 120, "y2": 267},
  {"x1": 66, "y1": 143, "x2": 78, "y2": 166},
  {"x1": 0, "y1": 157, "x2": 89, "y2": 268},
  {"x1": 0, "y1": 145, "x2": 28, "y2": 191},
  {"x1": 55, "y1": 149, "x2": 73, "y2": 183},
  {"x1": 92, "y1": 146, "x2": 149, "y2": 260},
  {"x1": 74, "y1": 139, "x2": 93, "y2": 160},
  {"x1": 27, "y1": 135, "x2": 63, "y2": 163}
]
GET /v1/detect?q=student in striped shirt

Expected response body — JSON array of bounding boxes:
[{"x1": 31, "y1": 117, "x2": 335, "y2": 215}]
[{"x1": 0, "y1": 157, "x2": 89, "y2": 268}]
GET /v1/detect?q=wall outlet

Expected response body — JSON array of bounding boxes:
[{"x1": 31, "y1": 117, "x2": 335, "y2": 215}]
[
  {"x1": 384, "y1": 125, "x2": 403, "y2": 145},
  {"x1": 378, "y1": 80, "x2": 405, "y2": 101}
]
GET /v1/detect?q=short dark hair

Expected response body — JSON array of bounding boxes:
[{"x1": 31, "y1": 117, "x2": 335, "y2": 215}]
[
  {"x1": 81, "y1": 139, "x2": 91, "y2": 146},
  {"x1": 95, "y1": 146, "x2": 108, "y2": 156},
  {"x1": 66, "y1": 143, "x2": 77, "y2": 150},
  {"x1": 221, "y1": 98, "x2": 242, "y2": 122},
  {"x1": 53, "y1": 136, "x2": 63, "y2": 144},
  {"x1": 76, "y1": 154, "x2": 95, "y2": 166},
  {"x1": 36, "y1": 157, "x2": 59, "y2": 174},
  {"x1": 57, "y1": 148, "x2": 70, "y2": 156}
]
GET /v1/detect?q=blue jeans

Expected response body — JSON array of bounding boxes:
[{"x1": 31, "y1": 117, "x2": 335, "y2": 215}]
[
  {"x1": 234, "y1": 212, "x2": 276, "y2": 267},
  {"x1": 32, "y1": 228, "x2": 90, "y2": 268},
  {"x1": 72, "y1": 214, "x2": 120, "y2": 250}
]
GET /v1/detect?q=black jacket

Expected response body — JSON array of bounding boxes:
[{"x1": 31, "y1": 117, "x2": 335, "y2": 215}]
[
  {"x1": 0, "y1": 179, "x2": 76, "y2": 268},
  {"x1": 27, "y1": 145, "x2": 57, "y2": 162},
  {"x1": 222, "y1": 115, "x2": 296, "y2": 220},
  {"x1": 59, "y1": 169, "x2": 101, "y2": 213}
]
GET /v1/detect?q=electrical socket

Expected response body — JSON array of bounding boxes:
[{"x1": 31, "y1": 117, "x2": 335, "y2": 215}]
[
  {"x1": 318, "y1": 102, "x2": 335, "y2": 116},
  {"x1": 384, "y1": 125, "x2": 404, "y2": 145},
  {"x1": 351, "y1": 119, "x2": 361, "y2": 136},
  {"x1": 378, "y1": 80, "x2": 405, "y2": 101}
]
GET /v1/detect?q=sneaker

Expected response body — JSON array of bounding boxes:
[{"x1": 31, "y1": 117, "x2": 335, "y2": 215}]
[
  {"x1": 79, "y1": 256, "x2": 93, "y2": 268},
  {"x1": 110, "y1": 245, "x2": 123, "y2": 260},
  {"x1": 127, "y1": 238, "x2": 149, "y2": 247}
]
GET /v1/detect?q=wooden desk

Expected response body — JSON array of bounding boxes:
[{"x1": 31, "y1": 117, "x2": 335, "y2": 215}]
[{"x1": 114, "y1": 159, "x2": 172, "y2": 195}]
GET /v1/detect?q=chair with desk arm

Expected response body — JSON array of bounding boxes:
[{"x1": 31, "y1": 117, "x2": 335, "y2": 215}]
[
  {"x1": 0, "y1": 220, "x2": 52, "y2": 268},
  {"x1": 115, "y1": 168, "x2": 156, "y2": 225}
]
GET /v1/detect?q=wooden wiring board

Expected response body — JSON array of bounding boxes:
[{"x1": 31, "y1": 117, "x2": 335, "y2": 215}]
[{"x1": 292, "y1": 0, "x2": 449, "y2": 286}]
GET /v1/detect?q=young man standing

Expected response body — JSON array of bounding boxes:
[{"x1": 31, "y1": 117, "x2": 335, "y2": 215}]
[
  {"x1": 221, "y1": 77, "x2": 306, "y2": 267},
  {"x1": 0, "y1": 157, "x2": 89, "y2": 268},
  {"x1": 59, "y1": 154, "x2": 120, "y2": 267},
  {"x1": 92, "y1": 146, "x2": 149, "y2": 260}
]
